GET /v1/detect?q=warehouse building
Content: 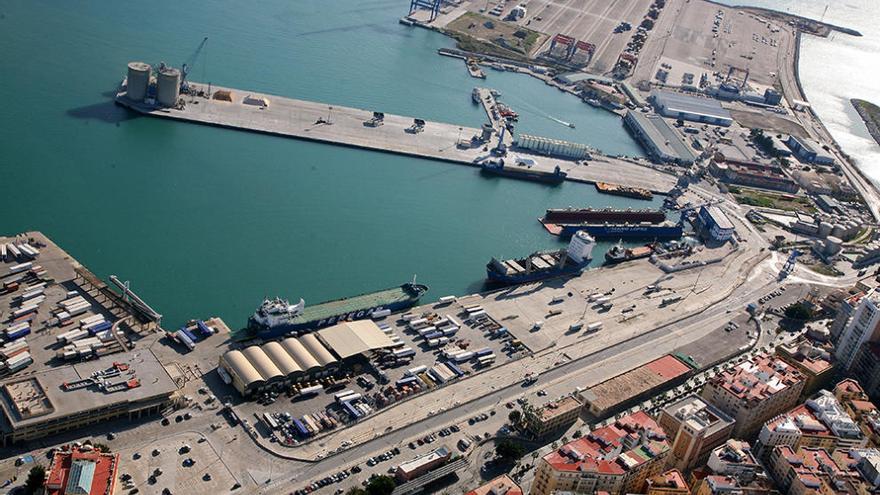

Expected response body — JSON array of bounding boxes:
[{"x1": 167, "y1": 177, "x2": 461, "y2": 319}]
[
  {"x1": 624, "y1": 111, "x2": 697, "y2": 165},
  {"x1": 0, "y1": 350, "x2": 177, "y2": 446},
  {"x1": 219, "y1": 320, "x2": 396, "y2": 397},
  {"x1": 698, "y1": 205, "x2": 736, "y2": 242},
  {"x1": 650, "y1": 91, "x2": 733, "y2": 127},
  {"x1": 709, "y1": 158, "x2": 799, "y2": 193},
  {"x1": 786, "y1": 135, "x2": 835, "y2": 165}
]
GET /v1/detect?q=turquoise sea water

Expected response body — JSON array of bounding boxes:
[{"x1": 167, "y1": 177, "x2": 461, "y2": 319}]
[{"x1": 0, "y1": 0, "x2": 655, "y2": 328}]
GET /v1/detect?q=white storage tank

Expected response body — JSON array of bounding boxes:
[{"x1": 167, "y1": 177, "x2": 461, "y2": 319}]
[
  {"x1": 157, "y1": 67, "x2": 181, "y2": 107},
  {"x1": 825, "y1": 236, "x2": 842, "y2": 256},
  {"x1": 817, "y1": 222, "x2": 833, "y2": 238},
  {"x1": 831, "y1": 224, "x2": 845, "y2": 239},
  {"x1": 126, "y1": 62, "x2": 151, "y2": 102}
]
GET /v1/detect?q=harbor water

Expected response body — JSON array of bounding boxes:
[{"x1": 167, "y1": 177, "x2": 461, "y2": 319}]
[{"x1": 0, "y1": 0, "x2": 654, "y2": 329}]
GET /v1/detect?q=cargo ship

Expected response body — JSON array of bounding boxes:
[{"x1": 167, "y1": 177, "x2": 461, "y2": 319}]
[
  {"x1": 541, "y1": 208, "x2": 666, "y2": 226},
  {"x1": 595, "y1": 181, "x2": 653, "y2": 200},
  {"x1": 555, "y1": 220, "x2": 683, "y2": 239},
  {"x1": 240, "y1": 281, "x2": 428, "y2": 340},
  {"x1": 604, "y1": 241, "x2": 654, "y2": 264},
  {"x1": 480, "y1": 159, "x2": 566, "y2": 185},
  {"x1": 486, "y1": 231, "x2": 595, "y2": 285}
]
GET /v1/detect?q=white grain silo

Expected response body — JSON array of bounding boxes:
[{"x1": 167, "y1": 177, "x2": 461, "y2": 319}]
[
  {"x1": 825, "y1": 236, "x2": 843, "y2": 256},
  {"x1": 156, "y1": 67, "x2": 181, "y2": 107},
  {"x1": 126, "y1": 62, "x2": 151, "y2": 102},
  {"x1": 817, "y1": 222, "x2": 833, "y2": 238},
  {"x1": 831, "y1": 224, "x2": 845, "y2": 239}
]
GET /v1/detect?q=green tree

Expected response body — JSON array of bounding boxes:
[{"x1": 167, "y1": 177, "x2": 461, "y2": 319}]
[
  {"x1": 347, "y1": 488, "x2": 367, "y2": 495},
  {"x1": 495, "y1": 439, "x2": 526, "y2": 463},
  {"x1": 784, "y1": 302, "x2": 813, "y2": 321},
  {"x1": 366, "y1": 475, "x2": 396, "y2": 495},
  {"x1": 508, "y1": 410, "x2": 522, "y2": 424},
  {"x1": 92, "y1": 443, "x2": 110, "y2": 453},
  {"x1": 24, "y1": 465, "x2": 46, "y2": 495}
]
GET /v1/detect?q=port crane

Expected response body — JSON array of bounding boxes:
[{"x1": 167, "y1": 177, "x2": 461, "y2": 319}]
[{"x1": 180, "y1": 36, "x2": 208, "y2": 93}]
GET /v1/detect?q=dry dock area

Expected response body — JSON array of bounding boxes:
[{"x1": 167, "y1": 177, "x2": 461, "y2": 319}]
[{"x1": 115, "y1": 84, "x2": 676, "y2": 193}]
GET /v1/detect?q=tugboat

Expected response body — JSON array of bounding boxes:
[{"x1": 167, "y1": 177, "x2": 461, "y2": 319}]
[
  {"x1": 486, "y1": 231, "x2": 595, "y2": 285},
  {"x1": 604, "y1": 240, "x2": 655, "y2": 264}
]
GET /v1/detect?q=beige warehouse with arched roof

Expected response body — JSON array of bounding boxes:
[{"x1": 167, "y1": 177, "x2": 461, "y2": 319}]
[
  {"x1": 300, "y1": 334, "x2": 336, "y2": 367},
  {"x1": 222, "y1": 349, "x2": 264, "y2": 394},
  {"x1": 281, "y1": 337, "x2": 321, "y2": 372},
  {"x1": 241, "y1": 346, "x2": 283, "y2": 383},
  {"x1": 262, "y1": 341, "x2": 302, "y2": 378}
]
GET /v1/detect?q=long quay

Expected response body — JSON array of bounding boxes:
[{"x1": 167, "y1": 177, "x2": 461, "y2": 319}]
[{"x1": 114, "y1": 83, "x2": 676, "y2": 193}]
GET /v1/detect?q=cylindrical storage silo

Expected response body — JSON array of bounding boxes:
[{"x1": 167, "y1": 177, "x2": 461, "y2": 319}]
[
  {"x1": 818, "y1": 222, "x2": 833, "y2": 238},
  {"x1": 156, "y1": 67, "x2": 181, "y2": 107},
  {"x1": 126, "y1": 62, "x2": 151, "y2": 102},
  {"x1": 825, "y1": 236, "x2": 842, "y2": 256},
  {"x1": 831, "y1": 224, "x2": 845, "y2": 239}
]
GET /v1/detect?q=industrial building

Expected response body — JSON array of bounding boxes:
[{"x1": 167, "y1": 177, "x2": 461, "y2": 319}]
[
  {"x1": 531, "y1": 412, "x2": 670, "y2": 495},
  {"x1": 218, "y1": 320, "x2": 396, "y2": 397},
  {"x1": 395, "y1": 445, "x2": 451, "y2": 482},
  {"x1": 698, "y1": 205, "x2": 736, "y2": 242},
  {"x1": 709, "y1": 158, "x2": 799, "y2": 193},
  {"x1": 0, "y1": 350, "x2": 177, "y2": 446},
  {"x1": 576, "y1": 355, "x2": 692, "y2": 418},
  {"x1": 44, "y1": 446, "x2": 120, "y2": 495},
  {"x1": 515, "y1": 134, "x2": 591, "y2": 160},
  {"x1": 786, "y1": 135, "x2": 836, "y2": 165},
  {"x1": 657, "y1": 395, "x2": 736, "y2": 472},
  {"x1": 650, "y1": 91, "x2": 733, "y2": 127},
  {"x1": 623, "y1": 111, "x2": 697, "y2": 165},
  {"x1": 701, "y1": 353, "x2": 805, "y2": 439},
  {"x1": 522, "y1": 395, "x2": 581, "y2": 438}
]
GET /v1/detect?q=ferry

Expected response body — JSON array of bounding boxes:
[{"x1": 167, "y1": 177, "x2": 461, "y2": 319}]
[
  {"x1": 486, "y1": 232, "x2": 595, "y2": 285},
  {"x1": 240, "y1": 280, "x2": 428, "y2": 340}
]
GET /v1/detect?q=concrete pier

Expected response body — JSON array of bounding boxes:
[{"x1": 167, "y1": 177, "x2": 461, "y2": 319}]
[{"x1": 115, "y1": 83, "x2": 676, "y2": 193}]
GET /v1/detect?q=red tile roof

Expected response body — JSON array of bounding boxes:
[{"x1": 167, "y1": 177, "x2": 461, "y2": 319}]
[
  {"x1": 710, "y1": 354, "x2": 804, "y2": 403},
  {"x1": 45, "y1": 446, "x2": 119, "y2": 495},
  {"x1": 646, "y1": 355, "x2": 692, "y2": 380},
  {"x1": 542, "y1": 411, "x2": 668, "y2": 475},
  {"x1": 465, "y1": 474, "x2": 523, "y2": 495}
]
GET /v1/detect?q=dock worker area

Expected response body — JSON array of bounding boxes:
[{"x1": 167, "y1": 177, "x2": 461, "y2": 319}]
[{"x1": 114, "y1": 69, "x2": 675, "y2": 193}]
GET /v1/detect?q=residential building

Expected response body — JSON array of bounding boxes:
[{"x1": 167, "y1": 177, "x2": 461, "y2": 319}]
[
  {"x1": 523, "y1": 395, "x2": 582, "y2": 439},
  {"x1": 849, "y1": 343, "x2": 880, "y2": 401},
  {"x1": 706, "y1": 440, "x2": 762, "y2": 482},
  {"x1": 530, "y1": 412, "x2": 669, "y2": 495},
  {"x1": 776, "y1": 340, "x2": 834, "y2": 396},
  {"x1": 768, "y1": 446, "x2": 874, "y2": 495},
  {"x1": 656, "y1": 395, "x2": 735, "y2": 471},
  {"x1": 701, "y1": 354, "x2": 805, "y2": 438},
  {"x1": 395, "y1": 445, "x2": 451, "y2": 482},
  {"x1": 45, "y1": 446, "x2": 120, "y2": 495},
  {"x1": 466, "y1": 474, "x2": 523, "y2": 495},
  {"x1": 829, "y1": 291, "x2": 865, "y2": 344},
  {"x1": 834, "y1": 379, "x2": 880, "y2": 448},
  {"x1": 691, "y1": 474, "x2": 778, "y2": 495},
  {"x1": 755, "y1": 389, "x2": 866, "y2": 462},
  {"x1": 835, "y1": 289, "x2": 880, "y2": 370},
  {"x1": 646, "y1": 469, "x2": 689, "y2": 495}
]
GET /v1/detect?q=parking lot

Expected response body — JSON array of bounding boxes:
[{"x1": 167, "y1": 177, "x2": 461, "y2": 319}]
[{"x1": 235, "y1": 301, "x2": 523, "y2": 450}]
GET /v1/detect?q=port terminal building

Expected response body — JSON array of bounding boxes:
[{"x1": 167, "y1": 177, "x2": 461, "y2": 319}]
[
  {"x1": 219, "y1": 320, "x2": 396, "y2": 397},
  {"x1": 0, "y1": 350, "x2": 177, "y2": 446},
  {"x1": 623, "y1": 111, "x2": 697, "y2": 165},
  {"x1": 698, "y1": 206, "x2": 736, "y2": 243},
  {"x1": 650, "y1": 91, "x2": 733, "y2": 127}
]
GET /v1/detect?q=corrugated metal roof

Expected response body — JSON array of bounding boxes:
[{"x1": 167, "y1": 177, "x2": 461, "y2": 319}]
[
  {"x1": 223, "y1": 349, "x2": 264, "y2": 388},
  {"x1": 262, "y1": 341, "x2": 302, "y2": 376},
  {"x1": 300, "y1": 333, "x2": 336, "y2": 366},
  {"x1": 242, "y1": 346, "x2": 283, "y2": 381},
  {"x1": 281, "y1": 337, "x2": 321, "y2": 371},
  {"x1": 317, "y1": 320, "x2": 396, "y2": 359}
]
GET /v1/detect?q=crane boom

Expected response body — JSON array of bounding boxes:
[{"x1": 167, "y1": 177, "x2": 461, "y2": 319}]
[{"x1": 180, "y1": 36, "x2": 208, "y2": 89}]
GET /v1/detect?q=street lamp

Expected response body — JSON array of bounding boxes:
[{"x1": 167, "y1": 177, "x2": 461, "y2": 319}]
[{"x1": 327, "y1": 106, "x2": 333, "y2": 124}]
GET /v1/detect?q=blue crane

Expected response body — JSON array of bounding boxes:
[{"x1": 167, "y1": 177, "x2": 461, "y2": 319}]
[{"x1": 180, "y1": 37, "x2": 208, "y2": 93}]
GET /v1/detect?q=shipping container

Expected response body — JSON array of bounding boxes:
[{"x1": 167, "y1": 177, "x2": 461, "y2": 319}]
[
  {"x1": 342, "y1": 401, "x2": 362, "y2": 419},
  {"x1": 297, "y1": 384, "x2": 323, "y2": 397},
  {"x1": 477, "y1": 354, "x2": 496, "y2": 365},
  {"x1": 5, "y1": 326, "x2": 30, "y2": 341},
  {"x1": 406, "y1": 365, "x2": 428, "y2": 377},
  {"x1": 292, "y1": 418, "x2": 310, "y2": 437},
  {"x1": 17, "y1": 288, "x2": 44, "y2": 302},
  {"x1": 0, "y1": 243, "x2": 6, "y2": 261},
  {"x1": 196, "y1": 320, "x2": 213, "y2": 337},
  {"x1": 0, "y1": 340, "x2": 28, "y2": 359},
  {"x1": 12, "y1": 305, "x2": 38, "y2": 319},
  {"x1": 450, "y1": 351, "x2": 474, "y2": 363},
  {"x1": 392, "y1": 347, "x2": 415, "y2": 358},
  {"x1": 8, "y1": 262, "x2": 33, "y2": 274},
  {"x1": 438, "y1": 295, "x2": 456, "y2": 304},
  {"x1": 18, "y1": 244, "x2": 39, "y2": 258},
  {"x1": 400, "y1": 313, "x2": 415, "y2": 322},
  {"x1": 263, "y1": 412, "x2": 280, "y2": 430},
  {"x1": 57, "y1": 328, "x2": 88, "y2": 344},
  {"x1": 474, "y1": 347, "x2": 493, "y2": 357},
  {"x1": 6, "y1": 244, "x2": 22, "y2": 259},
  {"x1": 586, "y1": 322, "x2": 603, "y2": 333},
  {"x1": 7, "y1": 353, "x2": 33, "y2": 373},
  {"x1": 569, "y1": 323, "x2": 584, "y2": 332},
  {"x1": 180, "y1": 327, "x2": 198, "y2": 343},
  {"x1": 79, "y1": 314, "x2": 104, "y2": 327},
  {"x1": 443, "y1": 362, "x2": 464, "y2": 377},
  {"x1": 174, "y1": 330, "x2": 194, "y2": 351},
  {"x1": 60, "y1": 295, "x2": 86, "y2": 307},
  {"x1": 83, "y1": 319, "x2": 108, "y2": 332},
  {"x1": 469, "y1": 310, "x2": 487, "y2": 319},
  {"x1": 88, "y1": 321, "x2": 112, "y2": 335},
  {"x1": 423, "y1": 331, "x2": 442, "y2": 340},
  {"x1": 396, "y1": 376, "x2": 418, "y2": 387}
]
